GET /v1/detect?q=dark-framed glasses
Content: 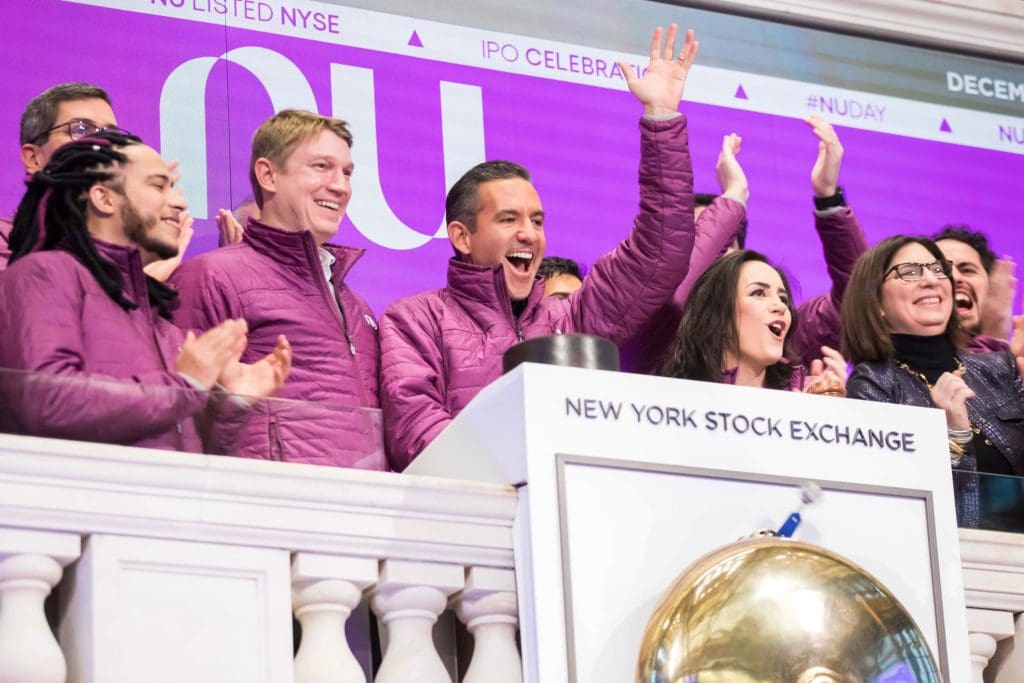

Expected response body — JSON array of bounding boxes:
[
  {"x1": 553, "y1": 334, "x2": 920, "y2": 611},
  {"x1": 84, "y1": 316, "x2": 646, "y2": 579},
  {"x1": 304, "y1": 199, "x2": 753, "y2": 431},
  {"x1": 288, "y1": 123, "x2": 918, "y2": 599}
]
[
  {"x1": 30, "y1": 119, "x2": 132, "y2": 144},
  {"x1": 884, "y1": 260, "x2": 953, "y2": 282}
]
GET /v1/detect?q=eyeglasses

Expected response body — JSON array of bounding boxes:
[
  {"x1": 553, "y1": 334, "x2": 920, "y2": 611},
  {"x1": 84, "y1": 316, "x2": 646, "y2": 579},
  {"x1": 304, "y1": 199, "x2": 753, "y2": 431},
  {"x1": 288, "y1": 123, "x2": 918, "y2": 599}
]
[
  {"x1": 30, "y1": 119, "x2": 132, "y2": 144},
  {"x1": 883, "y1": 260, "x2": 953, "y2": 282}
]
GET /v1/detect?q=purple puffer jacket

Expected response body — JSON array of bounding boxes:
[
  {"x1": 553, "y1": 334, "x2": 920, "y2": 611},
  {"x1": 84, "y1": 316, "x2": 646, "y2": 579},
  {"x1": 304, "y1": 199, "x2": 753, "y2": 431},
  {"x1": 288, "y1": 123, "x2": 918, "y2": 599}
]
[
  {"x1": 619, "y1": 196, "x2": 746, "y2": 374},
  {"x1": 0, "y1": 239, "x2": 206, "y2": 450},
  {"x1": 170, "y1": 218, "x2": 385, "y2": 469},
  {"x1": 789, "y1": 206, "x2": 867, "y2": 365},
  {"x1": 967, "y1": 334, "x2": 1010, "y2": 354},
  {"x1": 0, "y1": 216, "x2": 12, "y2": 273},
  {"x1": 380, "y1": 115, "x2": 696, "y2": 470}
]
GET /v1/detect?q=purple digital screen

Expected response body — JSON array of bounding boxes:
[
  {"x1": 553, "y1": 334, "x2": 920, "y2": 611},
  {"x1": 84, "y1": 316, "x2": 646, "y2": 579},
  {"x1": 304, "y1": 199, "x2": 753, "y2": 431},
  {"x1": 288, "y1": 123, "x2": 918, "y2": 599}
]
[{"x1": 1, "y1": 0, "x2": 1022, "y2": 315}]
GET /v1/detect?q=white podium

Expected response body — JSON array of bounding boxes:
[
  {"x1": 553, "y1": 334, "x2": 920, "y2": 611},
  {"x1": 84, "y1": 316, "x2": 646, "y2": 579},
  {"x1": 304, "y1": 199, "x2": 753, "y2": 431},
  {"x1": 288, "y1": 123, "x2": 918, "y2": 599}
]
[{"x1": 407, "y1": 363, "x2": 971, "y2": 682}]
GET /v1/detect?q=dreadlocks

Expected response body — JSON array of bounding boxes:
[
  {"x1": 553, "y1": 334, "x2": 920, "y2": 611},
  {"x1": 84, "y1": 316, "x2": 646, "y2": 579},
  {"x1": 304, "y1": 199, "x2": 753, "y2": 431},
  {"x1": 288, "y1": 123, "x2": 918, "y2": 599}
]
[{"x1": 9, "y1": 131, "x2": 179, "y2": 319}]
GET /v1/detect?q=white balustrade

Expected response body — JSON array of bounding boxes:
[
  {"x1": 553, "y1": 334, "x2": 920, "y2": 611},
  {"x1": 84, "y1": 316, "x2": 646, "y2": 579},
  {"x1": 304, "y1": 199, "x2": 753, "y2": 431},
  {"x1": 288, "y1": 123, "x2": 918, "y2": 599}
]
[
  {"x1": 452, "y1": 567, "x2": 522, "y2": 683},
  {"x1": 371, "y1": 559, "x2": 464, "y2": 683},
  {"x1": 2, "y1": 434, "x2": 1024, "y2": 681},
  {"x1": 292, "y1": 553, "x2": 378, "y2": 683},
  {"x1": 0, "y1": 529, "x2": 80, "y2": 683}
]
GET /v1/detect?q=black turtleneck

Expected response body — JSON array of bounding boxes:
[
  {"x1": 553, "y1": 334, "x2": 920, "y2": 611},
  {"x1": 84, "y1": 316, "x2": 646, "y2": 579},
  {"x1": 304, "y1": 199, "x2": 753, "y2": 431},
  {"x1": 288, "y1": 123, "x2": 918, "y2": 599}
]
[
  {"x1": 511, "y1": 298, "x2": 528, "y2": 318},
  {"x1": 892, "y1": 333, "x2": 1012, "y2": 476}
]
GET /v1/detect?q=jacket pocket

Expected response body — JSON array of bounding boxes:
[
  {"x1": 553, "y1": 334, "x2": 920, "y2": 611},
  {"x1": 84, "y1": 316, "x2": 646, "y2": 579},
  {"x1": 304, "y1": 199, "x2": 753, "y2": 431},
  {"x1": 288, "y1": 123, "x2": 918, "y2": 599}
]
[{"x1": 993, "y1": 398, "x2": 1024, "y2": 422}]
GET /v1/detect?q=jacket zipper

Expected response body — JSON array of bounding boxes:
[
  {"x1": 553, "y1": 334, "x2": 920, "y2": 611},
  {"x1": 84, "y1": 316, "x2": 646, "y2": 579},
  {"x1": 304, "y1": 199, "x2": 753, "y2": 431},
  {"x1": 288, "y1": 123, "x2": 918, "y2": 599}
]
[{"x1": 303, "y1": 238, "x2": 371, "y2": 407}]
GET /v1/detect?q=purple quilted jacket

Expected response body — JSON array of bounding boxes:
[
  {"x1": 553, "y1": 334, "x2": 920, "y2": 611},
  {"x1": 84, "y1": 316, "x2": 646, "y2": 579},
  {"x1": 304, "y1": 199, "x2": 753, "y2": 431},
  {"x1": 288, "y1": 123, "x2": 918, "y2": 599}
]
[
  {"x1": 0, "y1": 216, "x2": 12, "y2": 273},
  {"x1": 380, "y1": 115, "x2": 696, "y2": 470},
  {"x1": 170, "y1": 219, "x2": 385, "y2": 469},
  {"x1": 0, "y1": 239, "x2": 206, "y2": 450}
]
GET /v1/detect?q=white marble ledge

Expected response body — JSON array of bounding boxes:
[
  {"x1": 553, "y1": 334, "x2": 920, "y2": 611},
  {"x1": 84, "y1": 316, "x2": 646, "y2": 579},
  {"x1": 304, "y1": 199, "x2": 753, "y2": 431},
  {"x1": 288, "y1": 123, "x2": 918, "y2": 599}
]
[{"x1": 0, "y1": 434, "x2": 517, "y2": 569}]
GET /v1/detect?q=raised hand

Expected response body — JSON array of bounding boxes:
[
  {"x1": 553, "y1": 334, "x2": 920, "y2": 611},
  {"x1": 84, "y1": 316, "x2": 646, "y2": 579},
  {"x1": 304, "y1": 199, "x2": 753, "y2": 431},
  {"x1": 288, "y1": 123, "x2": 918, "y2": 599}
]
[
  {"x1": 619, "y1": 24, "x2": 699, "y2": 117},
  {"x1": 931, "y1": 370, "x2": 975, "y2": 431},
  {"x1": 804, "y1": 345, "x2": 848, "y2": 396},
  {"x1": 716, "y1": 133, "x2": 749, "y2": 203},
  {"x1": 175, "y1": 318, "x2": 249, "y2": 389},
  {"x1": 805, "y1": 115, "x2": 844, "y2": 198},
  {"x1": 144, "y1": 210, "x2": 194, "y2": 282},
  {"x1": 216, "y1": 208, "x2": 245, "y2": 247},
  {"x1": 981, "y1": 256, "x2": 1016, "y2": 340},
  {"x1": 219, "y1": 335, "x2": 292, "y2": 401}
]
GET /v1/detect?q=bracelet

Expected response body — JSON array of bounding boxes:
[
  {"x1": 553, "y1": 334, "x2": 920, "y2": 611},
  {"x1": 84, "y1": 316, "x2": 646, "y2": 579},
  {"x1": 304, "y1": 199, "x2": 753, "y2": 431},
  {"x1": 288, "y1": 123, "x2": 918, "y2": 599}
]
[
  {"x1": 948, "y1": 440, "x2": 965, "y2": 466},
  {"x1": 947, "y1": 427, "x2": 973, "y2": 445}
]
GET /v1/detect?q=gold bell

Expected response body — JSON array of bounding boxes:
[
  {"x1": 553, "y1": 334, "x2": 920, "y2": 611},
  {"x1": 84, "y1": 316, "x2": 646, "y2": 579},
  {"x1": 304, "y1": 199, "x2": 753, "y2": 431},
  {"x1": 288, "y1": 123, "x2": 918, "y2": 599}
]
[{"x1": 636, "y1": 536, "x2": 941, "y2": 682}]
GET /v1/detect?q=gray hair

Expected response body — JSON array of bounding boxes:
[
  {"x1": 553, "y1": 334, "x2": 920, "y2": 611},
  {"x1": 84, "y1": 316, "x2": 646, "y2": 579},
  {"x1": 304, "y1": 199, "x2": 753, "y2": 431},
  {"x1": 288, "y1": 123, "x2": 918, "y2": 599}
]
[{"x1": 20, "y1": 82, "x2": 111, "y2": 145}]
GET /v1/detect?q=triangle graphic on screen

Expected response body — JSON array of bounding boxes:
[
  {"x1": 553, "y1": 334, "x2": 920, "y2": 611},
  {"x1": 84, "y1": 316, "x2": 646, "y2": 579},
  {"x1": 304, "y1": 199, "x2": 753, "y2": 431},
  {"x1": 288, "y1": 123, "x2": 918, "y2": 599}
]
[
  {"x1": 939, "y1": 118, "x2": 952, "y2": 133},
  {"x1": 409, "y1": 30, "x2": 424, "y2": 47},
  {"x1": 734, "y1": 84, "x2": 748, "y2": 99}
]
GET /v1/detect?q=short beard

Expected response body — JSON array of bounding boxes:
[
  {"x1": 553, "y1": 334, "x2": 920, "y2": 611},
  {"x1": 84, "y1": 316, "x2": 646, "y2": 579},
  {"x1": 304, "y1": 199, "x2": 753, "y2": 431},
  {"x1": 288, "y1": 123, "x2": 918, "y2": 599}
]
[{"x1": 122, "y1": 201, "x2": 177, "y2": 261}]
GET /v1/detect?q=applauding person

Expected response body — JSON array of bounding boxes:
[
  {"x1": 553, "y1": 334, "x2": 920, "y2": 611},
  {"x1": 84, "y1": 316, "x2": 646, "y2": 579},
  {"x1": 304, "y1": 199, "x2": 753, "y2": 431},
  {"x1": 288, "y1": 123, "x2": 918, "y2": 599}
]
[{"x1": 0, "y1": 133, "x2": 289, "y2": 451}]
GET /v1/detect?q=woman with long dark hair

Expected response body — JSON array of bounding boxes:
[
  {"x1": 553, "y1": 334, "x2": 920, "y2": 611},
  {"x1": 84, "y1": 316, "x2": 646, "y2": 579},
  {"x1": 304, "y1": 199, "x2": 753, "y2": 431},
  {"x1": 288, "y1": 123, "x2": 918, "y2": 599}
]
[{"x1": 662, "y1": 249, "x2": 845, "y2": 392}]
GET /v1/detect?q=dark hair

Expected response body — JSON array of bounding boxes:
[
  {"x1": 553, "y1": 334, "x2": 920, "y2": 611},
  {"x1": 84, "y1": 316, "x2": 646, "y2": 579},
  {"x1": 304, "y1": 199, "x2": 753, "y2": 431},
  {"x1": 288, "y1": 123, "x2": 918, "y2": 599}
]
[
  {"x1": 932, "y1": 225, "x2": 996, "y2": 273},
  {"x1": 538, "y1": 256, "x2": 582, "y2": 281},
  {"x1": 20, "y1": 82, "x2": 112, "y2": 145},
  {"x1": 9, "y1": 131, "x2": 178, "y2": 320},
  {"x1": 841, "y1": 235, "x2": 966, "y2": 364},
  {"x1": 694, "y1": 193, "x2": 717, "y2": 208},
  {"x1": 446, "y1": 160, "x2": 531, "y2": 230},
  {"x1": 662, "y1": 250, "x2": 797, "y2": 389},
  {"x1": 695, "y1": 193, "x2": 747, "y2": 248}
]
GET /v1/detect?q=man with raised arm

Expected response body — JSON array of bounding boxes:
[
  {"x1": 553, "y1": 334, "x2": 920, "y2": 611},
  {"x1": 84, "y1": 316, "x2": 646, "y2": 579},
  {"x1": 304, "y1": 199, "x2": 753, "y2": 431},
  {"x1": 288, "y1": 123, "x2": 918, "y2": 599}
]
[
  {"x1": 2, "y1": 82, "x2": 193, "y2": 277},
  {"x1": 171, "y1": 109, "x2": 384, "y2": 469},
  {"x1": 379, "y1": 25, "x2": 700, "y2": 470},
  {"x1": 0, "y1": 133, "x2": 290, "y2": 451}
]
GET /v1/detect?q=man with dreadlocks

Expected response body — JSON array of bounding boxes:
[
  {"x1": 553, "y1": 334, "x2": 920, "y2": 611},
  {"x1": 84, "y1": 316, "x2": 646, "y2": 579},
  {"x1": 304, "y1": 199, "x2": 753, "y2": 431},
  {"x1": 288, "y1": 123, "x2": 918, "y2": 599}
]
[
  {"x1": 1, "y1": 82, "x2": 194, "y2": 278},
  {"x1": 171, "y1": 110, "x2": 384, "y2": 469},
  {"x1": 0, "y1": 132, "x2": 292, "y2": 452}
]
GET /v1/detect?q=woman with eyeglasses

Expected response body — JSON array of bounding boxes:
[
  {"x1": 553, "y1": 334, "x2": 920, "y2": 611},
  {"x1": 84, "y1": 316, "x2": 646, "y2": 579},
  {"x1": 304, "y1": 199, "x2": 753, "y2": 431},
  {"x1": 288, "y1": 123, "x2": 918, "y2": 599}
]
[{"x1": 842, "y1": 235, "x2": 1024, "y2": 529}]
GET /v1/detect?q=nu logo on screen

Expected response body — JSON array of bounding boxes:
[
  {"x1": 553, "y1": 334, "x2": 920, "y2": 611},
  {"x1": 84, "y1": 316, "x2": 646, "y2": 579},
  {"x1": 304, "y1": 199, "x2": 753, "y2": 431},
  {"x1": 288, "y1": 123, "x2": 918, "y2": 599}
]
[{"x1": 160, "y1": 47, "x2": 484, "y2": 250}]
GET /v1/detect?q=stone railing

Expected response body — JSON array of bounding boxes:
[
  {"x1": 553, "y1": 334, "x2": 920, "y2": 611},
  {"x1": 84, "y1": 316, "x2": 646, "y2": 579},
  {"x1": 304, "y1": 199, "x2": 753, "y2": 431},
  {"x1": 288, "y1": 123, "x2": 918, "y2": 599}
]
[
  {"x1": 0, "y1": 434, "x2": 520, "y2": 683},
  {"x1": 0, "y1": 434, "x2": 1022, "y2": 681}
]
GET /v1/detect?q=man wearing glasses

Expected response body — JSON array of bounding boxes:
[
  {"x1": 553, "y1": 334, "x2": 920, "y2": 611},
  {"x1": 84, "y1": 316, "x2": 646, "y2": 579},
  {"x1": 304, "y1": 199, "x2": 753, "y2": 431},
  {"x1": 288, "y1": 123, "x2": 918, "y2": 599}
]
[{"x1": 2, "y1": 82, "x2": 192, "y2": 277}]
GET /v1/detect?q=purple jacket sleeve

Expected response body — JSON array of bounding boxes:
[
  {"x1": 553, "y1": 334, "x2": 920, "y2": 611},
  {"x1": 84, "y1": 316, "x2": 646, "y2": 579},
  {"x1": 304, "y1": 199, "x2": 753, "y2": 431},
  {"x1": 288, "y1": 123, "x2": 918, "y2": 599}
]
[
  {"x1": 378, "y1": 296, "x2": 453, "y2": 472},
  {"x1": 791, "y1": 206, "x2": 868, "y2": 365},
  {"x1": 170, "y1": 258, "x2": 243, "y2": 331},
  {"x1": 618, "y1": 196, "x2": 745, "y2": 373},
  {"x1": 568, "y1": 116, "x2": 696, "y2": 345},
  {"x1": 0, "y1": 258, "x2": 205, "y2": 442}
]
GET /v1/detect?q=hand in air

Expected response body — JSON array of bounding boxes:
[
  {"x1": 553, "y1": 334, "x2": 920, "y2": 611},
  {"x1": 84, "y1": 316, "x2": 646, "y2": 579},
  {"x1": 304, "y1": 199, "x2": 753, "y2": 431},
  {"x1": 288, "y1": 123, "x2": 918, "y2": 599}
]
[
  {"x1": 143, "y1": 210, "x2": 194, "y2": 282},
  {"x1": 806, "y1": 115, "x2": 844, "y2": 198},
  {"x1": 804, "y1": 345, "x2": 847, "y2": 397},
  {"x1": 619, "y1": 24, "x2": 699, "y2": 118},
  {"x1": 931, "y1": 370, "x2": 975, "y2": 432},
  {"x1": 218, "y1": 335, "x2": 292, "y2": 401},
  {"x1": 175, "y1": 318, "x2": 249, "y2": 389},
  {"x1": 216, "y1": 208, "x2": 245, "y2": 247},
  {"x1": 981, "y1": 256, "x2": 1016, "y2": 340},
  {"x1": 716, "y1": 133, "x2": 748, "y2": 203}
]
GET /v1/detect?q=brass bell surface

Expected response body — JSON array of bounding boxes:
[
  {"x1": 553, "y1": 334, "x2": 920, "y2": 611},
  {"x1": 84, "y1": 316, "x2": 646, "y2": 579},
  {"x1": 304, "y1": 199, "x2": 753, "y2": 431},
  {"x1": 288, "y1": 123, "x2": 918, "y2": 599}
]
[{"x1": 636, "y1": 536, "x2": 941, "y2": 682}]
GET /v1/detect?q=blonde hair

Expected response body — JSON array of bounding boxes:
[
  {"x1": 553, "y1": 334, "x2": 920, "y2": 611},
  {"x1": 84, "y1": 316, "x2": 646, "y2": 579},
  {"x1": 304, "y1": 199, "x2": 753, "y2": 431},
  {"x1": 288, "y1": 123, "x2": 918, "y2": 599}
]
[{"x1": 249, "y1": 109, "x2": 353, "y2": 208}]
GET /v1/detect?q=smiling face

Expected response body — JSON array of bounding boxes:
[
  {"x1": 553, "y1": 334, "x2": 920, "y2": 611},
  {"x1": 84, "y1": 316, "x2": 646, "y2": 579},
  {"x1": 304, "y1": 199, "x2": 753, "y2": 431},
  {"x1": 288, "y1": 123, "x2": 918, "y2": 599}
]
[
  {"x1": 880, "y1": 242, "x2": 954, "y2": 336},
  {"x1": 727, "y1": 260, "x2": 792, "y2": 375},
  {"x1": 457, "y1": 177, "x2": 546, "y2": 301},
  {"x1": 108, "y1": 144, "x2": 186, "y2": 263},
  {"x1": 257, "y1": 129, "x2": 353, "y2": 244},
  {"x1": 935, "y1": 238, "x2": 989, "y2": 333}
]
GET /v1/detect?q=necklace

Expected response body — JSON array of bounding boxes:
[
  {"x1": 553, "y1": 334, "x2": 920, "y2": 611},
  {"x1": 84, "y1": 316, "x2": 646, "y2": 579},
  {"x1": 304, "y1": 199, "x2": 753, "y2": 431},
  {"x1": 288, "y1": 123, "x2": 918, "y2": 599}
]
[{"x1": 896, "y1": 357, "x2": 992, "y2": 446}]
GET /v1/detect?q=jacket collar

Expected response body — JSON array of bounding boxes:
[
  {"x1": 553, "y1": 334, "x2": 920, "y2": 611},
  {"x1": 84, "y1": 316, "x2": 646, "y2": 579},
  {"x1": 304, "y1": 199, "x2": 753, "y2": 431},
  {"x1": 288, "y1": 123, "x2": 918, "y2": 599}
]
[
  {"x1": 243, "y1": 217, "x2": 365, "y2": 282},
  {"x1": 90, "y1": 237, "x2": 147, "y2": 307},
  {"x1": 446, "y1": 257, "x2": 545, "y2": 314}
]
